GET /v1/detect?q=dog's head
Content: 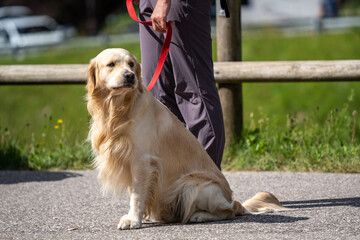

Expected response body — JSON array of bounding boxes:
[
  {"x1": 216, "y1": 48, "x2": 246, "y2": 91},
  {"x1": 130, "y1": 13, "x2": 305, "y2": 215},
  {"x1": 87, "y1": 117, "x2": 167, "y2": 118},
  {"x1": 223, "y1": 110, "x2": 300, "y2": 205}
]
[{"x1": 86, "y1": 48, "x2": 143, "y2": 97}]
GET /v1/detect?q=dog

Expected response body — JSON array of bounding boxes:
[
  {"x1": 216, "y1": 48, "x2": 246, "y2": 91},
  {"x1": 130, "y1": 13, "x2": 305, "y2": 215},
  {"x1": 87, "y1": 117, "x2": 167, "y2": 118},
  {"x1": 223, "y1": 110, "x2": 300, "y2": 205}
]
[{"x1": 86, "y1": 48, "x2": 287, "y2": 230}]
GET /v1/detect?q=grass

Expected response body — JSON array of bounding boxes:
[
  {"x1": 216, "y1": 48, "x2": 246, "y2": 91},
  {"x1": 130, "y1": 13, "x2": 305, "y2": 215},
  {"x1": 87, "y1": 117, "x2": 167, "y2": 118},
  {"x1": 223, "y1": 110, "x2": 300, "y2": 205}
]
[
  {"x1": 0, "y1": 29, "x2": 359, "y2": 171},
  {"x1": 0, "y1": 117, "x2": 92, "y2": 170},
  {"x1": 0, "y1": 42, "x2": 141, "y2": 65},
  {"x1": 223, "y1": 100, "x2": 360, "y2": 173}
]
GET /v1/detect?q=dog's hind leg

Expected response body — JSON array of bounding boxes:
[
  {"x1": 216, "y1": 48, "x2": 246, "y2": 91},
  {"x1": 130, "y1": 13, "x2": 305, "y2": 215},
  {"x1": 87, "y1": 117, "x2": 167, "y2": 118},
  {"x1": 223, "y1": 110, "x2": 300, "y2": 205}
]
[
  {"x1": 189, "y1": 210, "x2": 234, "y2": 223},
  {"x1": 161, "y1": 172, "x2": 235, "y2": 224},
  {"x1": 187, "y1": 183, "x2": 235, "y2": 223}
]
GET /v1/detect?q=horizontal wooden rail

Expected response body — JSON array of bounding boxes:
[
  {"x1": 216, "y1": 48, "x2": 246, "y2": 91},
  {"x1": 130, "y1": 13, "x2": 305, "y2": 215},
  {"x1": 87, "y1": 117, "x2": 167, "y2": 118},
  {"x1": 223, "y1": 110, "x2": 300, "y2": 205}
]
[
  {"x1": 215, "y1": 60, "x2": 360, "y2": 83},
  {"x1": 0, "y1": 64, "x2": 87, "y2": 84},
  {"x1": 0, "y1": 60, "x2": 360, "y2": 84}
]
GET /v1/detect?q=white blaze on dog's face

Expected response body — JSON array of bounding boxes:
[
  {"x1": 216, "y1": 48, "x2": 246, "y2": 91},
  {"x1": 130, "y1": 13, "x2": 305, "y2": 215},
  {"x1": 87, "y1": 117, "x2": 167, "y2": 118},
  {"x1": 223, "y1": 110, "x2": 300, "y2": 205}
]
[{"x1": 87, "y1": 48, "x2": 142, "y2": 96}]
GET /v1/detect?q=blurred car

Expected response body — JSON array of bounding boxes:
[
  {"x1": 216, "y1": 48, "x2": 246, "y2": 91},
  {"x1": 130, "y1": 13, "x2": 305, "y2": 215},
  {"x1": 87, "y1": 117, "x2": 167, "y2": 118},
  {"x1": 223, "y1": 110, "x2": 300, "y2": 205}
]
[{"x1": 0, "y1": 15, "x2": 76, "y2": 53}]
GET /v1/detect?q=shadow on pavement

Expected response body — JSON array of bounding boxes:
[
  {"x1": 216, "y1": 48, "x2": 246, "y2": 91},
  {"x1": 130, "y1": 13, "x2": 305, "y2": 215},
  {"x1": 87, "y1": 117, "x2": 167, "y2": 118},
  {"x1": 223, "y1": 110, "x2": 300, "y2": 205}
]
[
  {"x1": 282, "y1": 197, "x2": 360, "y2": 208},
  {"x1": 233, "y1": 214, "x2": 309, "y2": 224},
  {"x1": 139, "y1": 214, "x2": 309, "y2": 230},
  {"x1": 0, "y1": 171, "x2": 83, "y2": 184}
]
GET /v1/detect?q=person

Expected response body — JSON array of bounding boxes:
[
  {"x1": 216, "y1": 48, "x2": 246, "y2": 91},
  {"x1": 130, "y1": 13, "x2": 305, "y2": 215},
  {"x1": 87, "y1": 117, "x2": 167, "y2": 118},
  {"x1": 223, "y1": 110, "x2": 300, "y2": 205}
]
[
  {"x1": 319, "y1": 0, "x2": 339, "y2": 18},
  {"x1": 133, "y1": 0, "x2": 225, "y2": 169}
]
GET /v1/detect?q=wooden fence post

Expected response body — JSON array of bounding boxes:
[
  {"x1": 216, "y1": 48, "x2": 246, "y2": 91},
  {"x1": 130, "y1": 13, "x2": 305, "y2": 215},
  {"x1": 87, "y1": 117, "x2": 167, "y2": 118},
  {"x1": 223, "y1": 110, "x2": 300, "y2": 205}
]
[{"x1": 216, "y1": 0, "x2": 243, "y2": 146}]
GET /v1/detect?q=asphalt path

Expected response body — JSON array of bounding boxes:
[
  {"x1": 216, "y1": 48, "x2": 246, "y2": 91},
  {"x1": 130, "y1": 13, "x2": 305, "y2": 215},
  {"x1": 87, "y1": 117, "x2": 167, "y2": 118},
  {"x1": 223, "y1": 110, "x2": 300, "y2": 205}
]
[{"x1": 1, "y1": 170, "x2": 359, "y2": 239}]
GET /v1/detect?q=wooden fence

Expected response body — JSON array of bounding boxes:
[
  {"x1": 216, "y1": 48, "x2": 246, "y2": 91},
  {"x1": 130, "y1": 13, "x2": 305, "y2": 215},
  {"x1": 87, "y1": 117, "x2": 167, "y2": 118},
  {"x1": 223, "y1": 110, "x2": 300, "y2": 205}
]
[
  {"x1": 1, "y1": 60, "x2": 360, "y2": 144},
  {"x1": 1, "y1": 60, "x2": 359, "y2": 84}
]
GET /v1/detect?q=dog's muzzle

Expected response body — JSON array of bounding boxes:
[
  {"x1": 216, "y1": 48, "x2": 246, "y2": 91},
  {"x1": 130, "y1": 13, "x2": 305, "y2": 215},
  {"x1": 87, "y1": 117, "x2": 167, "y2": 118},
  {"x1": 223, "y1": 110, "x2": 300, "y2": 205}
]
[{"x1": 123, "y1": 71, "x2": 135, "y2": 87}]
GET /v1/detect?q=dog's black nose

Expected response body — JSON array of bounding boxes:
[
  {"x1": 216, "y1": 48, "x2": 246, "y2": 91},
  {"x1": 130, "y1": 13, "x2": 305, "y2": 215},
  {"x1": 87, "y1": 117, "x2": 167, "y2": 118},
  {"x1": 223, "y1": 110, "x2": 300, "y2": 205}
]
[{"x1": 123, "y1": 72, "x2": 135, "y2": 85}]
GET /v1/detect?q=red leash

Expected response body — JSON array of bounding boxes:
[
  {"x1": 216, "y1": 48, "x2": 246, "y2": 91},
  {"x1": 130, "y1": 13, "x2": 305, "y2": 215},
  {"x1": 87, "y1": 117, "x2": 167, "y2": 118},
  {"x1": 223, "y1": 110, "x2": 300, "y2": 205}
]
[{"x1": 126, "y1": 0, "x2": 172, "y2": 91}]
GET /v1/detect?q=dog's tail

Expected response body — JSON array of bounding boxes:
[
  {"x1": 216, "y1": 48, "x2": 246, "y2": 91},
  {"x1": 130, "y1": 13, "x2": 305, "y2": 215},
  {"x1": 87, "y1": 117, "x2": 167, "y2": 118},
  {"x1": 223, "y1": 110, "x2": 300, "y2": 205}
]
[{"x1": 234, "y1": 192, "x2": 288, "y2": 215}]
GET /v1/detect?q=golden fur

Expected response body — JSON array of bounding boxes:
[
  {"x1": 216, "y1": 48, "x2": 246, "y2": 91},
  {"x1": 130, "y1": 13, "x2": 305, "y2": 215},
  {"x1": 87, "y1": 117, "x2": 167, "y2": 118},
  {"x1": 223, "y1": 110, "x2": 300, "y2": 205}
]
[{"x1": 86, "y1": 48, "x2": 287, "y2": 230}]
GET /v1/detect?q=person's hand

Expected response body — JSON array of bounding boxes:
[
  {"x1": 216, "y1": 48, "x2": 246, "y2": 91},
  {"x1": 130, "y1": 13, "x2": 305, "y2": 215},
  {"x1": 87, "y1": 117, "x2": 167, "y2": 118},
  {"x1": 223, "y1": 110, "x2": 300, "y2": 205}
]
[
  {"x1": 133, "y1": 0, "x2": 139, "y2": 4},
  {"x1": 151, "y1": 0, "x2": 171, "y2": 33}
]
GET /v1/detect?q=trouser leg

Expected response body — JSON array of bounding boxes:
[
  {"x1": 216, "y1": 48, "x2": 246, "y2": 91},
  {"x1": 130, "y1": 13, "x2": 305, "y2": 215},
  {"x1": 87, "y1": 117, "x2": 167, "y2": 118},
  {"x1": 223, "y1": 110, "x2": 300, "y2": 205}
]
[{"x1": 139, "y1": 0, "x2": 225, "y2": 169}]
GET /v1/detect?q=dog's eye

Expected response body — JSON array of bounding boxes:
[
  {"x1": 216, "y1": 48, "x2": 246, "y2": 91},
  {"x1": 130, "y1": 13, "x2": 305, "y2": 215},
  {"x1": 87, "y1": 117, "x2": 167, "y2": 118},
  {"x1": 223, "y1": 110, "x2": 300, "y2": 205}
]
[
  {"x1": 129, "y1": 61, "x2": 134, "y2": 68},
  {"x1": 107, "y1": 62, "x2": 115, "y2": 67}
]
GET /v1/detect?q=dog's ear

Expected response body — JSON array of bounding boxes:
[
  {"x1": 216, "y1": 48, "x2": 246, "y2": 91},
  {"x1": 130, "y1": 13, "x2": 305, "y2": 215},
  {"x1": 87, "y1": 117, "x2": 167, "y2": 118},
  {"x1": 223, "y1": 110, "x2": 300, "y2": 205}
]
[{"x1": 86, "y1": 58, "x2": 97, "y2": 95}]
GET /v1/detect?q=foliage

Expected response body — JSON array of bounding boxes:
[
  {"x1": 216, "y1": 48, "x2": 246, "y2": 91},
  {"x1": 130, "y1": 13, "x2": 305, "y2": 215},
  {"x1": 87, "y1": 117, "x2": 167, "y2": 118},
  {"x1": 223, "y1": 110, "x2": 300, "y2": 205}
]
[
  {"x1": 222, "y1": 92, "x2": 360, "y2": 172},
  {"x1": 0, "y1": 118, "x2": 92, "y2": 170}
]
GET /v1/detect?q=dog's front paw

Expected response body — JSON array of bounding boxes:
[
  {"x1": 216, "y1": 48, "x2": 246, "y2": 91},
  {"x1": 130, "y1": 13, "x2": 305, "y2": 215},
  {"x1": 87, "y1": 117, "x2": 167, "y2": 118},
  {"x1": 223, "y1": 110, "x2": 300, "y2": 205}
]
[{"x1": 117, "y1": 214, "x2": 141, "y2": 230}]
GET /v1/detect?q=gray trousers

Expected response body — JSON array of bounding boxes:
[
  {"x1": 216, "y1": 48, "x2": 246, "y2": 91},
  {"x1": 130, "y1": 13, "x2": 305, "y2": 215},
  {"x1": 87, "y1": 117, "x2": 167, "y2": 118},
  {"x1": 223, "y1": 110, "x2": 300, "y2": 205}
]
[{"x1": 139, "y1": 0, "x2": 225, "y2": 169}]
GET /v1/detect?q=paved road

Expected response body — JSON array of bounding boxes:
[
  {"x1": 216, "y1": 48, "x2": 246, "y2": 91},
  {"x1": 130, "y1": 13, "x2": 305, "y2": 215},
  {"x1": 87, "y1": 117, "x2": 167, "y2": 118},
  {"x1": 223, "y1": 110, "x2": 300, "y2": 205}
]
[{"x1": 1, "y1": 171, "x2": 359, "y2": 239}]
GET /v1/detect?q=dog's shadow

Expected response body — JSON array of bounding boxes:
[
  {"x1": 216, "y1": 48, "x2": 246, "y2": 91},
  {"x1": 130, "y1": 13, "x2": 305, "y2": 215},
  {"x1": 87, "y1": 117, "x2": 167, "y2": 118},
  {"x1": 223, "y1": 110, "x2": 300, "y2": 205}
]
[
  {"x1": 140, "y1": 214, "x2": 308, "y2": 230},
  {"x1": 139, "y1": 196, "x2": 360, "y2": 229}
]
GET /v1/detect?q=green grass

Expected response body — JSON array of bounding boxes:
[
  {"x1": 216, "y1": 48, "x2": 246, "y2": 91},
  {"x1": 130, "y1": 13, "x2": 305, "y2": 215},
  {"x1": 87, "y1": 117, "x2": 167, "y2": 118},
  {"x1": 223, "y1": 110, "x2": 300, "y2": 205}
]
[
  {"x1": 0, "y1": 126, "x2": 92, "y2": 170},
  {"x1": 0, "y1": 42, "x2": 141, "y2": 64},
  {"x1": 239, "y1": 28, "x2": 360, "y2": 127},
  {"x1": 223, "y1": 100, "x2": 360, "y2": 173},
  {"x1": 242, "y1": 28, "x2": 360, "y2": 61},
  {"x1": 0, "y1": 29, "x2": 359, "y2": 171}
]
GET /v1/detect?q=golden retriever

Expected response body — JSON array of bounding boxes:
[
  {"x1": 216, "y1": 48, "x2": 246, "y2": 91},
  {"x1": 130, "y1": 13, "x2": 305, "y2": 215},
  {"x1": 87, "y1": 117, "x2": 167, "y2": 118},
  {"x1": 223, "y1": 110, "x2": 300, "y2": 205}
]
[{"x1": 86, "y1": 48, "x2": 287, "y2": 230}]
